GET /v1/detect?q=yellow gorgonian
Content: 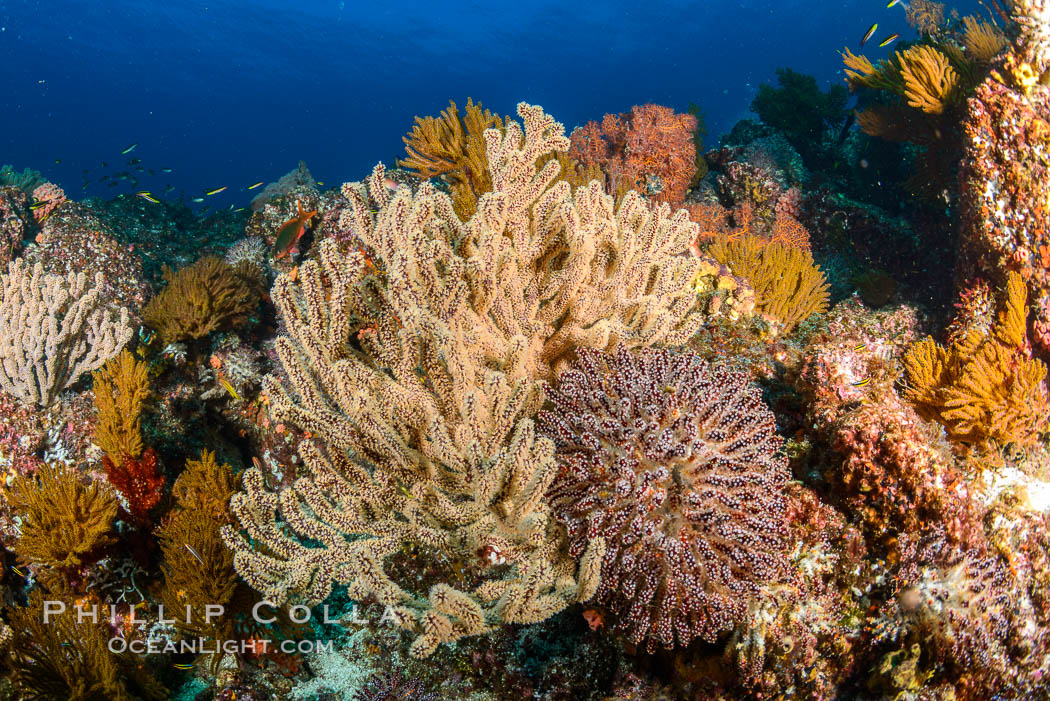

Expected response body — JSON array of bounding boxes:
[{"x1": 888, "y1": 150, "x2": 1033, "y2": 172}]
[
  {"x1": 707, "y1": 234, "x2": 829, "y2": 334},
  {"x1": 899, "y1": 45, "x2": 958, "y2": 114},
  {"x1": 903, "y1": 271, "x2": 1050, "y2": 451}
]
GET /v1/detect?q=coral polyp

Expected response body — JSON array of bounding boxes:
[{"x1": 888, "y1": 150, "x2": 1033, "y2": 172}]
[{"x1": 538, "y1": 346, "x2": 790, "y2": 651}]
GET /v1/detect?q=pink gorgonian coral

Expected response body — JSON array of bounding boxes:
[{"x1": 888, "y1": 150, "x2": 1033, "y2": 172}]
[
  {"x1": 538, "y1": 347, "x2": 791, "y2": 651},
  {"x1": 568, "y1": 104, "x2": 697, "y2": 205}
]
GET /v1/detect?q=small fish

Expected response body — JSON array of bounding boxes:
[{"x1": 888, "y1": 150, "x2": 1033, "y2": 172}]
[
  {"x1": 121, "y1": 143, "x2": 138, "y2": 155},
  {"x1": 173, "y1": 663, "x2": 194, "y2": 670},
  {"x1": 191, "y1": 197, "x2": 205, "y2": 203},
  {"x1": 30, "y1": 202, "x2": 49, "y2": 210},
  {"x1": 165, "y1": 184, "x2": 175, "y2": 192},
  {"x1": 317, "y1": 181, "x2": 324, "y2": 186},
  {"x1": 861, "y1": 22, "x2": 878, "y2": 47},
  {"x1": 127, "y1": 157, "x2": 142, "y2": 166},
  {"x1": 185, "y1": 543, "x2": 206, "y2": 565},
  {"x1": 878, "y1": 33, "x2": 899, "y2": 47},
  {"x1": 836, "y1": 111, "x2": 857, "y2": 146},
  {"x1": 247, "y1": 181, "x2": 264, "y2": 190},
  {"x1": 582, "y1": 608, "x2": 605, "y2": 631},
  {"x1": 135, "y1": 191, "x2": 160, "y2": 204},
  {"x1": 273, "y1": 200, "x2": 318, "y2": 259},
  {"x1": 54, "y1": 158, "x2": 61, "y2": 164},
  {"x1": 887, "y1": 0, "x2": 902, "y2": 6},
  {"x1": 11, "y1": 565, "x2": 25, "y2": 577},
  {"x1": 851, "y1": 377, "x2": 871, "y2": 387},
  {"x1": 161, "y1": 168, "x2": 173, "y2": 173},
  {"x1": 854, "y1": 343, "x2": 867, "y2": 351},
  {"x1": 205, "y1": 186, "x2": 227, "y2": 196},
  {"x1": 100, "y1": 160, "x2": 108, "y2": 168},
  {"x1": 218, "y1": 376, "x2": 240, "y2": 401},
  {"x1": 233, "y1": 207, "x2": 245, "y2": 212}
]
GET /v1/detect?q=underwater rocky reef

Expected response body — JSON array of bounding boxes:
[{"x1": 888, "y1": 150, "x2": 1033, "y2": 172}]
[{"x1": 2, "y1": 1, "x2": 1050, "y2": 699}]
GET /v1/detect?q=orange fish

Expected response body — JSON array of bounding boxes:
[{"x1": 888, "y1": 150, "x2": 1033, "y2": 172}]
[
  {"x1": 273, "y1": 200, "x2": 317, "y2": 259},
  {"x1": 582, "y1": 608, "x2": 605, "y2": 631}
]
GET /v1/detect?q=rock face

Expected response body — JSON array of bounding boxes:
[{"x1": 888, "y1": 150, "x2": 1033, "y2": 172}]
[{"x1": 958, "y1": 74, "x2": 1050, "y2": 349}]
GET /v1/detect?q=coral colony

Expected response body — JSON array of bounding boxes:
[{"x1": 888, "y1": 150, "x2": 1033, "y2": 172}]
[{"x1": 3, "y1": 1, "x2": 1050, "y2": 699}]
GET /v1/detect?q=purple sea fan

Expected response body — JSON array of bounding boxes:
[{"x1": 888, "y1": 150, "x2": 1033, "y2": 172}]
[
  {"x1": 538, "y1": 346, "x2": 791, "y2": 652},
  {"x1": 353, "y1": 671, "x2": 437, "y2": 701}
]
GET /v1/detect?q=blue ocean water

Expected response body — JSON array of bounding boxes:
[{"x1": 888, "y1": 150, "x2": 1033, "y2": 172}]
[{"x1": 3, "y1": 0, "x2": 980, "y2": 204}]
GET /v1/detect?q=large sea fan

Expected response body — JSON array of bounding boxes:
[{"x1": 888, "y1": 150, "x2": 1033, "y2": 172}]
[{"x1": 539, "y1": 346, "x2": 790, "y2": 651}]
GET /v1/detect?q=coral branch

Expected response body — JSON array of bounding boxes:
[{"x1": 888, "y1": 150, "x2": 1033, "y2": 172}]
[{"x1": 0, "y1": 258, "x2": 132, "y2": 407}]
